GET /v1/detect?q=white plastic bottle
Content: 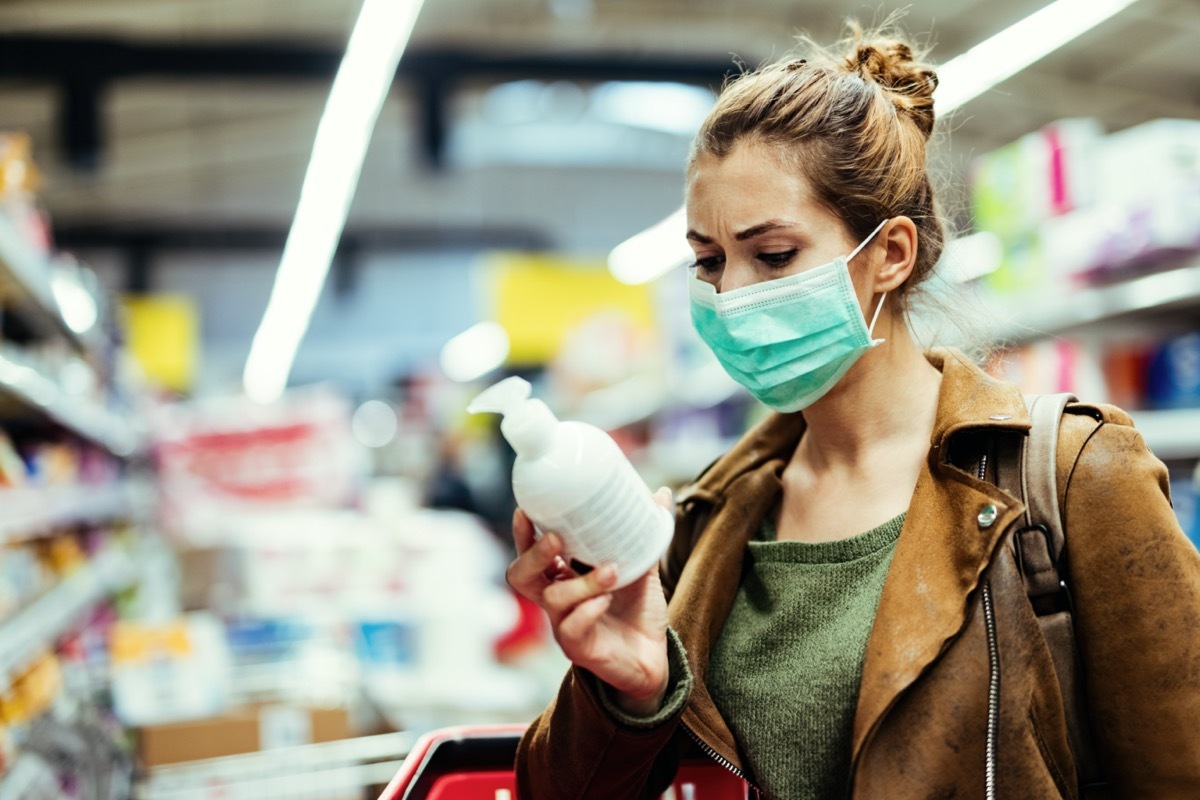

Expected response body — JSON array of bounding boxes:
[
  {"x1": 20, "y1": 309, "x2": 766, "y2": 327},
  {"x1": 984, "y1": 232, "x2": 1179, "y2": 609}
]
[{"x1": 468, "y1": 377, "x2": 673, "y2": 589}]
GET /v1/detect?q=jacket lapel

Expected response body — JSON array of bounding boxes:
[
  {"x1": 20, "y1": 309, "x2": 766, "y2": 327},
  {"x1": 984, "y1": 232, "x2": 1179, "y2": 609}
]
[{"x1": 850, "y1": 349, "x2": 1033, "y2": 762}]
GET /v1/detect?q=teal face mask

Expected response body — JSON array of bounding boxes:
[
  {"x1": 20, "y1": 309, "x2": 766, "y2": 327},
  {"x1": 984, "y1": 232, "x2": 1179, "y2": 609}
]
[{"x1": 689, "y1": 219, "x2": 889, "y2": 413}]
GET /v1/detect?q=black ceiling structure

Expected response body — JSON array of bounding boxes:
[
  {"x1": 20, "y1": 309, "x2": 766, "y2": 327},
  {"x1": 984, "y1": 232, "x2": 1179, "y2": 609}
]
[{"x1": 0, "y1": 35, "x2": 738, "y2": 170}]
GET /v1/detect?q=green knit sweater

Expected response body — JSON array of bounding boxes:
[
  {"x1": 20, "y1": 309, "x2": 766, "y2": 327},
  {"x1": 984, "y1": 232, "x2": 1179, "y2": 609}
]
[{"x1": 707, "y1": 512, "x2": 904, "y2": 799}]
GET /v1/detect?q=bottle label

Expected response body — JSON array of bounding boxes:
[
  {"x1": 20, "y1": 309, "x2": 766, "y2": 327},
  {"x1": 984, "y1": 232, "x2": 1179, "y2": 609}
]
[{"x1": 553, "y1": 467, "x2": 664, "y2": 572}]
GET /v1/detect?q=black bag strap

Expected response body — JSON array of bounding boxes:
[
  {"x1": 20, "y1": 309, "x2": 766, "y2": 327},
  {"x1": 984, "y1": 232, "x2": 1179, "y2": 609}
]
[{"x1": 1016, "y1": 393, "x2": 1107, "y2": 797}]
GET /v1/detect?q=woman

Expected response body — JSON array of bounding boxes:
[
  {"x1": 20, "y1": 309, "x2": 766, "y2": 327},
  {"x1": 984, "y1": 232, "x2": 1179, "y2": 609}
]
[{"x1": 507, "y1": 22, "x2": 1200, "y2": 799}]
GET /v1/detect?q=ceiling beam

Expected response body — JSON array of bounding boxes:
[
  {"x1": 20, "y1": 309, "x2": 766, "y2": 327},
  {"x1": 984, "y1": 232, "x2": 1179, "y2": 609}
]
[
  {"x1": 55, "y1": 223, "x2": 551, "y2": 253},
  {"x1": 0, "y1": 34, "x2": 738, "y2": 168}
]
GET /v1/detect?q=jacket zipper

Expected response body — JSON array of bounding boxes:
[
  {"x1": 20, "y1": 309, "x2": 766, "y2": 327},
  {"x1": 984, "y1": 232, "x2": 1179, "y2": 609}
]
[
  {"x1": 978, "y1": 452, "x2": 1000, "y2": 800},
  {"x1": 681, "y1": 724, "x2": 761, "y2": 798}
]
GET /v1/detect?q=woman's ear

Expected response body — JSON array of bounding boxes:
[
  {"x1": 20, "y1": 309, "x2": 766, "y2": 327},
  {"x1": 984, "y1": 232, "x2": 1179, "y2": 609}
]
[{"x1": 873, "y1": 216, "x2": 919, "y2": 293}]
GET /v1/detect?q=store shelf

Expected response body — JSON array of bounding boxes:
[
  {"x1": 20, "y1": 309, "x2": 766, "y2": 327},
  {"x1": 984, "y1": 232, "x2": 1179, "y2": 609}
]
[
  {"x1": 0, "y1": 752, "x2": 58, "y2": 800},
  {"x1": 0, "y1": 215, "x2": 87, "y2": 354},
  {"x1": 0, "y1": 347, "x2": 142, "y2": 457},
  {"x1": 138, "y1": 732, "x2": 414, "y2": 796},
  {"x1": 989, "y1": 259, "x2": 1200, "y2": 342},
  {"x1": 0, "y1": 546, "x2": 136, "y2": 690},
  {"x1": 1130, "y1": 409, "x2": 1200, "y2": 461},
  {"x1": 138, "y1": 759, "x2": 405, "y2": 800},
  {"x1": 0, "y1": 482, "x2": 143, "y2": 545}
]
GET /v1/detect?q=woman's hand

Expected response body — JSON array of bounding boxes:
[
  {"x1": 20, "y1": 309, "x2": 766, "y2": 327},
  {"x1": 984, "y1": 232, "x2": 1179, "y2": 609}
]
[{"x1": 506, "y1": 489, "x2": 673, "y2": 717}]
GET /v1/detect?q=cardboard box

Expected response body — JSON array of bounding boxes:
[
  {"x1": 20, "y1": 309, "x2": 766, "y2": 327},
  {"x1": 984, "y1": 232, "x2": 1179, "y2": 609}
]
[{"x1": 138, "y1": 705, "x2": 351, "y2": 767}]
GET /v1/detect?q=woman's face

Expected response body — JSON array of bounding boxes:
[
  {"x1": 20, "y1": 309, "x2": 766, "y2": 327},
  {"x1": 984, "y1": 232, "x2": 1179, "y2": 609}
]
[{"x1": 685, "y1": 141, "x2": 863, "y2": 295}]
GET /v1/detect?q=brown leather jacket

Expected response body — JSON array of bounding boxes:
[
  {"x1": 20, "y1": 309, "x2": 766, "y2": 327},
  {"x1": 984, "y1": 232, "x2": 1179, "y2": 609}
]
[{"x1": 515, "y1": 349, "x2": 1200, "y2": 799}]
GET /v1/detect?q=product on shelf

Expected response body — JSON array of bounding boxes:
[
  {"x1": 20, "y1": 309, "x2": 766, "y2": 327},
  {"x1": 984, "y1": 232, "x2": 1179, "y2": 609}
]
[
  {"x1": 1146, "y1": 333, "x2": 1200, "y2": 410},
  {"x1": 972, "y1": 117, "x2": 1200, "y2": 296},
  {"x1": 0, "y1": 132, "x2": 51, "y2": 256}
]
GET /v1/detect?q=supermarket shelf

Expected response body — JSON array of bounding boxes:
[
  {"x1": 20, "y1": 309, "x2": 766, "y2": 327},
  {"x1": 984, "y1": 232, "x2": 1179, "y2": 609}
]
[
  {"x1": 0, "y1": 482, "x2": 145, "y2": 545},
  {"x1": 1130, "y1": 409, "x2": 1200, "y2": 461},
  {"x1": 139, "y1": 732, "x2": 414, "y2": 794},
  {"x1": 989, "y1": 259, "x2": 1200, "y2": 342},
  {"x1": 0, "y1": 348, "x2": 143, "y2": 457},
  {"x1": 0, "y1": 546, "x2": 136, "y2": 690},
  {"x1": 0, "y1": 752, "x2": 57, "y2": 800},
  {"x1": 137, "y1": 759, "x2": 405, "y2": 800},
  {"x1": 0, "y1": 215, "x2": 88, "y2": 354}
]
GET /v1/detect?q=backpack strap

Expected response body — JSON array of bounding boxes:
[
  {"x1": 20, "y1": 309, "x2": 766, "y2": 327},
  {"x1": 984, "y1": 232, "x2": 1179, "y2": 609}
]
[
  {"x1": 1019, "y1": 393, "x2": 1074, "y2": 606},
  {"x1": 1018, "y1": 393, "x2": 1108, "y2": 797}
]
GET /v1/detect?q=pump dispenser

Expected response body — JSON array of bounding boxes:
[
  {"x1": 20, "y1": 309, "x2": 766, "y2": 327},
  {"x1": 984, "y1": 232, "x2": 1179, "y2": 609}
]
[{"x1": 469, "y1": 377, "x2": 673, "y2": 589}]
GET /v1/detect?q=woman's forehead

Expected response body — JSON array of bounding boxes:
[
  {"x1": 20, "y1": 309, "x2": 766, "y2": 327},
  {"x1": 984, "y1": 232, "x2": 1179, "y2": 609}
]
[{"x1": 686, "y1": 147, "x2": 826, "y2": 230}]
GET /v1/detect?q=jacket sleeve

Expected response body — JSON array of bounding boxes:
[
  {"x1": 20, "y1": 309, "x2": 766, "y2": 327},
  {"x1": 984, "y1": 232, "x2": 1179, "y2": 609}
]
[
  {"x1": 513, "y1": 628, "x2": 693, "y2": 799},
  {"x1": 1062, "y1": 413, "x2": 1200, "y2": 795}
]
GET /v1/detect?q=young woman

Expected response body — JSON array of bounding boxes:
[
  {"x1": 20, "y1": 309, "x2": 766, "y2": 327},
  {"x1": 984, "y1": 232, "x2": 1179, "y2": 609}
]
[{"x1": 506, "y1": 23, "x2": 1200, "y2": 799}]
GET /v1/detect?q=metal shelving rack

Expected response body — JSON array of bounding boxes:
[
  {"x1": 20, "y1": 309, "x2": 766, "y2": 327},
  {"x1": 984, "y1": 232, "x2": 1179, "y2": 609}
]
[
  {"x1": 0, "y1": 546, "x2": 136, "y2": 692},
  {"x1": 986, "y1": 259, "x2": 1200, "y2": 461}
]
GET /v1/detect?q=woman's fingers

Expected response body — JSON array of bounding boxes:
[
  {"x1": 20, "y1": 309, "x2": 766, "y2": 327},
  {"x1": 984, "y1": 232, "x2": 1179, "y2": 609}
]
[
  {"x1": 653, "y1": 486, "x2": 674, "y2": 510},
  {"x1": 557, "y1": 593, "x2": 613, "y2": 646},
  {"x1": 512, "y1": 508, "x2": 537, "y2": 554},
  {"x1": 542, "y1": 564, "x2": 617, "y2": 622},
  {"x1": 505, "y1": 529, "x2": 562, "y2": 598}
]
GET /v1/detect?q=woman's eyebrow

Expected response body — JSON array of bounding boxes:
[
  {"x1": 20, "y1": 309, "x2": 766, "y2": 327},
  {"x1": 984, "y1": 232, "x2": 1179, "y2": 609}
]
[
  {"x1": 734, "y1": 220, "x2": 795, "y2": 241},
  {"x1": 686, "y1": 219, "x2": 798, "y2": 245}
]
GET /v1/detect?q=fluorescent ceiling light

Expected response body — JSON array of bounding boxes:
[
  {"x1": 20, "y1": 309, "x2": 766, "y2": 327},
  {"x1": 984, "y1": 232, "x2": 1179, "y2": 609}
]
[
  {"x1": 937, "y1": 0, "x2": 1140, "y2": 113},
  {"x1": 242, "y1": 0, "x2": 426, "y2": 405},
  {"x1": 610, "y1": 0, "x2": 1141, "y2": 280},
  {"x1": 440, "y1": 322, "x2": 510, "y2": 382},
  {"x1": 609, "y1": 208, "x2": 691, "y2": 285}
]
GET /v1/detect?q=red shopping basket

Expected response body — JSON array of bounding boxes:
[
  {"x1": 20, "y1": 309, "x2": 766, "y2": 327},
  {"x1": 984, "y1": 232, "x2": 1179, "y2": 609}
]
[{"x1": 378, "y1": 724, "x2": 749, "y2": 799}]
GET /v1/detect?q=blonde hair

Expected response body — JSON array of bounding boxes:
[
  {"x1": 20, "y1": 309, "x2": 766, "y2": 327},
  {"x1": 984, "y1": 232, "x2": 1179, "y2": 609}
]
[{"x1": 690, "y1": 21, "x2": 943, "y2": 314}]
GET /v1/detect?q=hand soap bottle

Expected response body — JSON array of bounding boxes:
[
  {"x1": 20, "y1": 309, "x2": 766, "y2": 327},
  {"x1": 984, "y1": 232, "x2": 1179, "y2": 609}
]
[{"x1": 468, "y1": 376, "x2": 673, "y2": 589}]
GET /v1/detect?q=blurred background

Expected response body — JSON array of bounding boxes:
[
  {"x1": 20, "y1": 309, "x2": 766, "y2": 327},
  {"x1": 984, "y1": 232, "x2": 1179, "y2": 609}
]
[{"x1": 0, "y1": 0, "x2": 1197, "y2": 797}]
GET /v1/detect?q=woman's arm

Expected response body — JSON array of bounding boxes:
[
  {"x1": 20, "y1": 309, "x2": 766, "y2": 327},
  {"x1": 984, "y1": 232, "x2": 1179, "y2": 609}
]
[
  {"x1": 1062, "y1": 410, "x2": 1200, "y2": 795},
  {"x1": 514, "y1": 630, "x2": 692, "y2": 799}
]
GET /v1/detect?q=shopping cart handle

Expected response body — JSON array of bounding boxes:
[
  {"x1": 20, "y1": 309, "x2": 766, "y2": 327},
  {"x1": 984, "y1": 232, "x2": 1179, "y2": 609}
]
[
  {"x1": 378, "y1": 723, "x2": 749, "y2": 799},
  {"x1": 378, "y1": 724, "x2": 526, "y2": 800}
]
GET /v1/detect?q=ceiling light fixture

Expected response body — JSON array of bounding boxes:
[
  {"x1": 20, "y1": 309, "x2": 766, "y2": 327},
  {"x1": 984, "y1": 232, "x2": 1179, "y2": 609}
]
[
  {"x1": 937, "y1": 0, "x2": 1141, "y2": 112},
  {"x1": 243, "y1": 0, "x2": 426, "y2": 404},
  {"x1": 608, "y1": 207, "x2": 690, "y2": 285},
  {"x1": 609, "y1": 0, "x2": 1141, "y2": 283},
  {"x1": 440, "y1": 321, "x2": 511, "y2": 383}
]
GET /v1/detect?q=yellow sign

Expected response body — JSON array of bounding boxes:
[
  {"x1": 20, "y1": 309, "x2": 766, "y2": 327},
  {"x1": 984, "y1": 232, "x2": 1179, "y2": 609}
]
[
  {"x1": 110, "y1": 620, "x2": 194, "y2": 665},
  {"x1": 123, "y1": 295, "x2": 199, "y2": 392},
  {"x1": 486, "y1": 252, "x2": 655, "y2": 364}
]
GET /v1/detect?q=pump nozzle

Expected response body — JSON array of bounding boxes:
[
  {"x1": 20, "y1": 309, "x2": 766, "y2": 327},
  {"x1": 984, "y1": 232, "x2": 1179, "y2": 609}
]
[
  {"x1": 468, "y1": 376, "x2": 558, "y2": 457},
  {"x1": 467, "y1": 376, "x2": 532, "y2": 416}
]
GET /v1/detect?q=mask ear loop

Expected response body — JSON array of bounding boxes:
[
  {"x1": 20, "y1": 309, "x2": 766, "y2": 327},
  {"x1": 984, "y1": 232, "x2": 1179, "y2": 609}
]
[
  {"x1": 867, "y1": 291, "x2": 888, "y2": 342},
  {"x1": 848, "y1": 219, "x2": 890, "y2": 343}
]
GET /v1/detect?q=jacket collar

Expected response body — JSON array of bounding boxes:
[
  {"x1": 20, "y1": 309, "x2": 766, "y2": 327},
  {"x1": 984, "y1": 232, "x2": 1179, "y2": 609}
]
[{"x1": 669, "y1": 348, "x2": 1034, "y2": 772}]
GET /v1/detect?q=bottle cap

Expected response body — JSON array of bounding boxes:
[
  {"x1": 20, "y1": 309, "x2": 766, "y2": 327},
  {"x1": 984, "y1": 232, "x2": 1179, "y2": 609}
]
[{"x1": 468, "y1": 377, "x2": 558, "y2": 457}]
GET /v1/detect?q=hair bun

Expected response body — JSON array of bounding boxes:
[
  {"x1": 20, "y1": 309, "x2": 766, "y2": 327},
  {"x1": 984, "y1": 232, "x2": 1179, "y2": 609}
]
[{"x1": 844, "y1": 31, "x2": 938, "y2": 139}]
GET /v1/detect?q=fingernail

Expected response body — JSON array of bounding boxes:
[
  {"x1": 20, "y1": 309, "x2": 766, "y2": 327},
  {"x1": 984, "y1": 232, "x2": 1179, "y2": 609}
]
[
  {"x1": 600, "y1": 565, "x2": 618, "y2": 586},
  {"x1": 543, "y1": 532, "x2": 560, "y2": 550}
]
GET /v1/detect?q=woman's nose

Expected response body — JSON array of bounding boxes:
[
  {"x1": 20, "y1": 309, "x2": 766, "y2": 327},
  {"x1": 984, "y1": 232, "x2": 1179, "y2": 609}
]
[{"x1": 717, "y1": 263, "x2": 757, "y2": 294}]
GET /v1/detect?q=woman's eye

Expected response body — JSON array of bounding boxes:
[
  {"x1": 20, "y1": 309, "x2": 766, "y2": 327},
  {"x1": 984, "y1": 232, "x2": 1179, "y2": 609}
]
[
  {"x1": 757, "y1": 250, "x2": 798, "y2": 268},
  {"x1": 692, "y1": 255, "x2": 724, "y2": 274}
]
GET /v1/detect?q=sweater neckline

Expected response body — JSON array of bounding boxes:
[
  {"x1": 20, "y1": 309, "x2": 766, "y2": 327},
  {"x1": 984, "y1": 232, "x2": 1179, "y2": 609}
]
[{"x1": 752, "y1": 512, "x2": 905, "y2": 564}]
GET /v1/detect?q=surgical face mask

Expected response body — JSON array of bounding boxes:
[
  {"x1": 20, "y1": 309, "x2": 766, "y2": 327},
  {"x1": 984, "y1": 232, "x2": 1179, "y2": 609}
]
[{"x1": 689, "y1": 219, "x2": 889, "y2": 413}]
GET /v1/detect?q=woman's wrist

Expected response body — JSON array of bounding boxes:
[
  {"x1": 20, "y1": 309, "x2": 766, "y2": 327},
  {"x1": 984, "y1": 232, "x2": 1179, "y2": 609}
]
[{"x1": 613, "y1": 679, "x2": 670, "y2": 718}]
